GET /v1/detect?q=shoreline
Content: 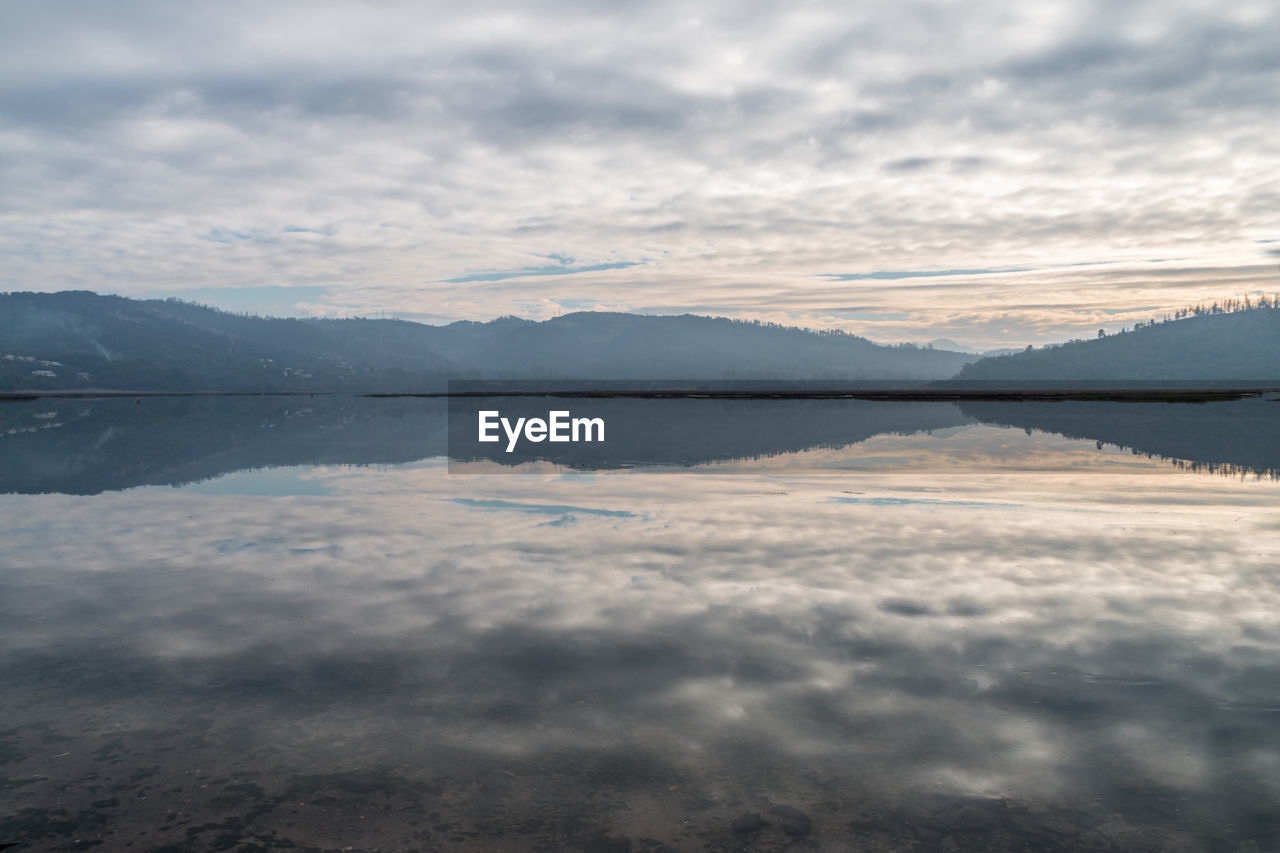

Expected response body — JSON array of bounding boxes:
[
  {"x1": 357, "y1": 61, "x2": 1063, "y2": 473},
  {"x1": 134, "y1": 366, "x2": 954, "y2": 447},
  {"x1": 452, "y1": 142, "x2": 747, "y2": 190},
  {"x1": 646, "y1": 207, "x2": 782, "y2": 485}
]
[{"x1": 4, "y1": 386, "x2": 1277, "y2": 403}]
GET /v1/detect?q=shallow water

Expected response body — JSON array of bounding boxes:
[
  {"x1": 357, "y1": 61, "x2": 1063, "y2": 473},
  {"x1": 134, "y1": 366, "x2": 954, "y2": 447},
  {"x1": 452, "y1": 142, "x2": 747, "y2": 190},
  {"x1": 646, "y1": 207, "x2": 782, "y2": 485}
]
[{"x1": 1, "y1": 396, "x2": 1278, "y2": 851}]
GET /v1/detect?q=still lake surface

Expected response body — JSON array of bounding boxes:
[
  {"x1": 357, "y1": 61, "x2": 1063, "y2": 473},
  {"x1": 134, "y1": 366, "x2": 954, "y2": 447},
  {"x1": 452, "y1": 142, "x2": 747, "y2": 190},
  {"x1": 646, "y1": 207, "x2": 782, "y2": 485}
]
[{"x1": 2, "y1": 394, "x2": 1278, "y2": 851}]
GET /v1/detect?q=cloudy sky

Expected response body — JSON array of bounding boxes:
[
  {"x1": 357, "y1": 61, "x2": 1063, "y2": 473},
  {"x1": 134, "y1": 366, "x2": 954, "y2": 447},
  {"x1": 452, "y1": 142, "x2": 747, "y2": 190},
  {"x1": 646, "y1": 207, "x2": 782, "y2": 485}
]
[{"x1": 2, "y1": 0, "x2": 1278, "y2": 348}]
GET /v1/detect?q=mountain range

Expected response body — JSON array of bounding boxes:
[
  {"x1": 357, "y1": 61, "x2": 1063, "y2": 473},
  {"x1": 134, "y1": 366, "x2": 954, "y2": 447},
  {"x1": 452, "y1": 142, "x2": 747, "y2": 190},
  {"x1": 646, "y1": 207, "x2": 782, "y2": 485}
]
[
  {"x1": 0, "y1": 291, "x2": 971, "y2": 391},
  {"x1": 2, "y1": 291, "x2": 1278, "y2": 391}
]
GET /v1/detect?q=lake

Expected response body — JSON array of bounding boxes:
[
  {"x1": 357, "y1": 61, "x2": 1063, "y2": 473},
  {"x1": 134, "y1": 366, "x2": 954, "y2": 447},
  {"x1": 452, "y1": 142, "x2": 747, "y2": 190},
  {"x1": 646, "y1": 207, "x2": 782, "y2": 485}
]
[{"x1": 1, "y1": 394, "x2": 1278, "y2": 851}]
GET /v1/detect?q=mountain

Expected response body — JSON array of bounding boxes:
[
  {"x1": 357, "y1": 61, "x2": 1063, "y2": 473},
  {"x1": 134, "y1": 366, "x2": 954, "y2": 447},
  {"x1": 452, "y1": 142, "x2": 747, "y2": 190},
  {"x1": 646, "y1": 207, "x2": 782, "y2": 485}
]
[
  {"x1": 926, "y1": 338, "x2": 977, "y2": 353},
  {"x1": 422, "y1": 311, "x2": 973, "y2": 380},
  {"x1": 0, "y1": 291, "x2": 457, "y2": 392},
  {"x1": 923, "y1": 338, "x2": 1024, "y2": 358},
  {"x1": 955, "y1": 305, "x2": 1280, "y2": 383},
  {"x1": 0, "y1": 291, "x2": 974, "y2": 391}
]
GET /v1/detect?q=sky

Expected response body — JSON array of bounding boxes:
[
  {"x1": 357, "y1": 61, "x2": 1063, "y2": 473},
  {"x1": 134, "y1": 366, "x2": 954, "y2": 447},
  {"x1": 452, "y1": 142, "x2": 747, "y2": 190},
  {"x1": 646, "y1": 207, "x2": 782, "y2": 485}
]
[{"x1": 2, "y1": 0, "x2": 1278, "y2": 349}]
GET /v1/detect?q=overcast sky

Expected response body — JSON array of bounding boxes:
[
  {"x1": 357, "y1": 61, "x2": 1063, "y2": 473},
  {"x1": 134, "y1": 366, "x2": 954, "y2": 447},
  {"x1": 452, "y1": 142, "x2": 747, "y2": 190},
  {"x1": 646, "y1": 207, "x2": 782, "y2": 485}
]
[{"x1": 2, "y1": 0, "x2": 1278, "y2": 347}]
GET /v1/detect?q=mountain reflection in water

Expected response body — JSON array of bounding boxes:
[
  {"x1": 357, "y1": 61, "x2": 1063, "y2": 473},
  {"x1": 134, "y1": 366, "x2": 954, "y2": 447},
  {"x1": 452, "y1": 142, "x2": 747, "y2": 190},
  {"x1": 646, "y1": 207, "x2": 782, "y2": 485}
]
[
  {"x1": 0, "y1": 395, "x2": 1277, "y2": 850},
  {"x1": 1, "y1": 393, "x2": 1277, "y2": 492}
]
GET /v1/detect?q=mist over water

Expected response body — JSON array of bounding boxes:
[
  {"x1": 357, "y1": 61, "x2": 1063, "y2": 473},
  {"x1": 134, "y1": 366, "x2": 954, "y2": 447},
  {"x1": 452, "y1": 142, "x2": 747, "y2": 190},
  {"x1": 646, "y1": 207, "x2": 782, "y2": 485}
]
[{"x1": 1, "y1": 396, "x2": 1278, "y2": 850}]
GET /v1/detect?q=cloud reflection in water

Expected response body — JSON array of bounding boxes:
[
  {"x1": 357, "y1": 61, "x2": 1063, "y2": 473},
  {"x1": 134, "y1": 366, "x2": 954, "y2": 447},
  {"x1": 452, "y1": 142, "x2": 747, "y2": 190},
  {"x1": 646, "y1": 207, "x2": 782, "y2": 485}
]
[{"x1": 0, "y1": 425, "x2": 1278, "y2": 849}]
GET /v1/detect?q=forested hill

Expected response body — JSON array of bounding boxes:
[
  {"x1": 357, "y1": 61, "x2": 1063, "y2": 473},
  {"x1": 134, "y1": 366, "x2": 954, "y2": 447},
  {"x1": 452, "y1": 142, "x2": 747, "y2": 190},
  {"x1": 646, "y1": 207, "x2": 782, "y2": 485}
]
[
  {"x1": 956, "y1": 302, "x2": 1280, "y2": 382},
  {"x1": 1, "y1": 291, "x2": 454, "y2": 392},
  {"x1": 0, "y1": 291, "x2": 974, "y2": 391}
]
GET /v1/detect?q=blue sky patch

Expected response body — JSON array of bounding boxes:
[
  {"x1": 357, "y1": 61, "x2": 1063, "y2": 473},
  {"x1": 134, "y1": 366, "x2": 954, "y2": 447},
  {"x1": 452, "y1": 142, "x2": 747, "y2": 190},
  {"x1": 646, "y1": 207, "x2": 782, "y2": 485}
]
[
  {"x1": 825, "y1": 496, "x2": 1020, "y2": 509},
  {"x1": 446, "y1": 261, "x2": 640, "y2": 283},
  {"x1": 448, "y1": 498, "x2": 637, "y2": 517},
  {"x1": 179, "y1": 285, "x2": 333, "y2": 316},
  {"x1": 818, "y1": 267, "x2": 1031, "y2": 281}
]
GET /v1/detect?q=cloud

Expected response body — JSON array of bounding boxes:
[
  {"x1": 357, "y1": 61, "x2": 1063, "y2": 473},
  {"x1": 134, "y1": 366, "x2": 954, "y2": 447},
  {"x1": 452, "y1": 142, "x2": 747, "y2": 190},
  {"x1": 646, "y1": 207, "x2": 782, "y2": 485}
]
[
  {"x1": 1, "y1": 0, "x2": 1278, "y2": 348},
  {"x1": 2, "y1": 448, "x2": 1279, "y2": 842}
]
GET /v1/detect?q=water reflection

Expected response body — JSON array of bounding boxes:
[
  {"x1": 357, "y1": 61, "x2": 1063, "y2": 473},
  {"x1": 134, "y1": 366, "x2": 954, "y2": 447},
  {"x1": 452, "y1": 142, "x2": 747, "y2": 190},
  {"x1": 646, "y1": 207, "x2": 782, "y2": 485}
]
[
  {"x1": 1, "y1": 436, "x2": 1278, "y2": 849},
  {"x1": 0, "y1": 395, "x2": 448, "y2": 495},
  {"x1": 958, "y1": 398, "x2": 1280, "y2": 480},
  {"x1": 3, "y1": 397, "x2": 1279, "y2": 849},
  {"x1": 2, "y1": 393, "x2": 1278, "y2": 493}
]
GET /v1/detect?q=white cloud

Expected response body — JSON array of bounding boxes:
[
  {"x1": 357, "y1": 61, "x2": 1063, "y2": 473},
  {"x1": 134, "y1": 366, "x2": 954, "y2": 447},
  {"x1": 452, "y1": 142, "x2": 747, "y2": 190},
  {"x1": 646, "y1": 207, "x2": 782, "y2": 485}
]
[{"x1": 2, "y1": 0, "x2": 1278, "y2": 347}]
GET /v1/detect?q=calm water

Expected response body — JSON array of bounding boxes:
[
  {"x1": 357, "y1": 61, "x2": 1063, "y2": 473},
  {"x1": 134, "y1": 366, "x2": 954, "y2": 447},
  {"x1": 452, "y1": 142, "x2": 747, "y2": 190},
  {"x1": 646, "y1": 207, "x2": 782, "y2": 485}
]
[{"x1": 1, "y1": 395, "x2": 1279, "y2": 851}]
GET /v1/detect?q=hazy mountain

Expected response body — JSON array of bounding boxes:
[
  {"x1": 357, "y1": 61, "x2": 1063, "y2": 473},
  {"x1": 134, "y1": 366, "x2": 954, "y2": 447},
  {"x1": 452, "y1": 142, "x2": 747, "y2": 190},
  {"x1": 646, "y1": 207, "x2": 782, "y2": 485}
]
[
  {"x1": 427, "y1": 311, "x2": 974, "y2": 380},
  {"x1": 956, "y1": 305, "x2": 1280, "y2": 382},
  {"x1": 12, "y1": 291, "x2": 1272, "y2": 392},
  {"x1": 926, "y1": 338, "x2": 977, "y2": 353},
  {"x1": 922, "y1": 338, "x2": 1024, "y2": 357},
  {"x1": 0, "y1": 291, "x2": 457, "y2": 392},
  {"x1": 0, "y1": 291, "x2": 974, "y2": 391}
]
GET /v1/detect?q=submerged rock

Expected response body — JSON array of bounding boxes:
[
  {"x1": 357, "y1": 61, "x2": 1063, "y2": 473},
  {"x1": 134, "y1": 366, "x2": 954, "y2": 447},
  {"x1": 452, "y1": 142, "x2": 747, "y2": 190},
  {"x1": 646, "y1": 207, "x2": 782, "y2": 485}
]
[
  {"x1": 768, "y1": 804, "x2": 813, "y2": 837},
  {"x1": 730, "y1": 812, "x2": 770, "y2": 835}
]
